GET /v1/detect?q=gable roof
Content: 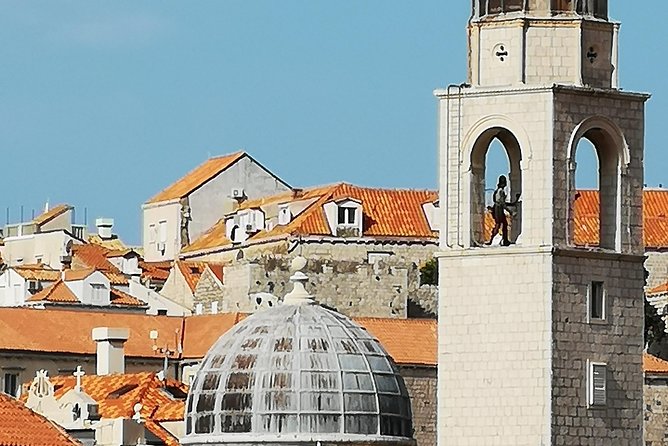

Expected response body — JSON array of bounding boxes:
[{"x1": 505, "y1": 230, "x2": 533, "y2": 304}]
[
  {"x1": 87, "y1": 234, "x2": 129, "y2": 251},
  {"x1": 110, "y1": 288, "x2": 147, "y2": 307},
  {"x1": 175, "y1": 261, "x2": 208, "y2": 292},
  {"x1": 71, "y1": 244, "x2": 129, "y2": 285},
  {"x1": 146, "y1": 152, "x2": 245, "y2": 204},
  {"x1": 33, "y1": 204, "x2": 72, "y2": 227},
  {"x1": 0, "y1": 392, "x2": 80, "y2": 446},
  {"x1": 183, "y1": 183, "x2": 438, "y2": 254},
  {"x1": 27, "y1": 280, "x2": 78, "y2": 303}
]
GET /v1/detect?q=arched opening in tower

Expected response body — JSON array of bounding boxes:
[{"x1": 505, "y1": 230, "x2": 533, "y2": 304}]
[
  {"x1": 568, "y1": 127, "x2": 622, "y2": 251},
  {"x1": 470, "y1": 128, "x2": 522, "y2": 247}
]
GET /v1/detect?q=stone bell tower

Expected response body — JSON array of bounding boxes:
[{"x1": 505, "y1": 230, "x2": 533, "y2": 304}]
[{"x1": 437, "y1": 2, "x2": 649, "y2": 445}]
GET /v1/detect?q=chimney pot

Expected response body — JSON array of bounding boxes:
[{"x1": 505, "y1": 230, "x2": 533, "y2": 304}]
[
  {"x1": 95, "y1": 218, "x2": 114, "y2": 240},
  {"x1": 92, "y1": 327, "x2": 129, "y2": 375}
]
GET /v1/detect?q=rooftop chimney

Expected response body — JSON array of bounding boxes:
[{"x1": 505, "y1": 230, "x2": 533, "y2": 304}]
[
  {"x1": 92, "y1": 327, "x2": 129, "y2": 375},
  {"x1": 95, "y1": 218, "x2": 114, "y2": 240}
]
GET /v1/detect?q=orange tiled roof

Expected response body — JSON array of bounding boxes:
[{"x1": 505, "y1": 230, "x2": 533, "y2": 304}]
[
  {"x1": 32, "y1": 204, "x2": 72, "y2": 227},
  {"x1": 36, "y1": 372, "x2": 187, "y2": 424},
  {"x1": 147, "y1": 152, "x2": 245, "y2": 204},
  {"x1": 87, "y1": 234, "x2": 128, "y2": 251},
  {"x1": 182, "y1": 313, "x2": 246, "y2": 359},
  {"x1": 0, "y1": 392, "x2": 80, "y2": 446},
  {"x1": 644, "y1": 353, "x2": 668, "y2": 375},
  {"x1": 180, "y1": 312, "x2": 438, "y2": 366},
  {"x1": 0, "y1": 307, "x2": 184, "y2": 358},
  {"x1": 648, "y1": 282, "x2": 668, "y2": 296},
  {"x1": 184, "y1": 183, "x2": 438, "y2": 254},
  {"x1": 176, "y1": 261, "x2": 208, "y2": 292},
  {"x1": 356, "y1": 317, "x2": 437, "y2": 366},
  {"x1": 63, "y1": 268, "x2": 96, "y2": 282},
  {"x1": 144, "y1": 420, "x2": 180, "y2": 446},
  {"x1": 140, "y1": 261, "x2": 171, "y2": 282},
  {"x1": 569, "y1": 189, "x2": 668, "y2": 248},
  {"x1": 110, "y1": 288, "x2": 146, "y2": 307},
  {"x1": 207, "y1": 263, "x2": 225, "y2": 283},
  {"x1": 13, "y1": 264, "x2": 60, "y2": 282},
  {"x1": 72, "y1": 244, "x2": 122, "y2": 273},
  {"x1": 27, "y1": 280, "x2": 78, "y2": 303}
]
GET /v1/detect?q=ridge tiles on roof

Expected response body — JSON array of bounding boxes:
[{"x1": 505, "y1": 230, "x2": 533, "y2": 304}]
[{"x1": 147, "y1": 152, "x2": 245, "y2": 204}]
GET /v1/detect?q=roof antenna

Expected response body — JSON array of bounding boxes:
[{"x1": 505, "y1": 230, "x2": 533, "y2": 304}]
[{"x1": 44, "y1": 200, "x2": 49, "y2": 213}]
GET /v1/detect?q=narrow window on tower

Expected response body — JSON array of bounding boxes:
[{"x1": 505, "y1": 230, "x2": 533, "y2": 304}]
[
  {"x1": 505, "y1": 0, "x2": 523, "y2": 12},
  {"x1": 488, "y1": 0, "x2": 502, "y2": 14},
  {"x1": 588, "y1": 281, "x2": 606, "y2": 322},
  {"x1": 587, "y1": 362, "x2": 607, "y2": 407}
]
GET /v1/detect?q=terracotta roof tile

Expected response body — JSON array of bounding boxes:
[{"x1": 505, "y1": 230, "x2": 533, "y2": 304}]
[
  {"x1": 110, "y1": 288, "x2": 146, "y2": 307},
  {"x1": 104, "y1": 272, "x2": 129, "y2": 286},
  {"x1": 27, "y1": 280, "x2": 78, "y2": 303},
  {"x1": 183, "y1": 183, "x2": 438, "y2": 254},
  {"x1": 176, "y1": 261, "x2": 208, "y2": 292},
  {"x1": 38, "y1": 372, "x2": 187, "y2": 424},
  {"x1": 140, "y1": 261, "x2": 172, "y2": 282},
  {"x1": 32, "y1": 204, "x2": 72, "y2": 227},
  {"x1": 147, "y1": 152, "x2": 245, "y2": 204},
  {"x1": 72, "y1": 244, "x2": 121, "y2": 273},
  {"x1": 644, "y1": 353, "x2": 668, "y2": 375},
  {"x1": 0, "y1": 393, "x2": 80, "y2": 446},
  {"x1": 0, "y1": 307, "x2": 184, "y2": 358},
  {"x1": 207, "y1": 263, "x2": 225, "y2": 283},
  {"x1": 181, "y1": 313, "x2": 437, "y2": 366},
  {"x1": 355, "y1": 317, "x2": 437, "y2": 366},
  {"x1": 144, "y1": 420, "x2": 180, "y2": 446},
  {"x1": 63, "y1": 268, "x2": 96, "y2": 282},
  {"x1": 648, "y1": 282, "x2": 668, "y2": 296},
  {"x1": 13, "y1": 265, "x2": 60, "y2": 282},
  {"x1": 87, "y1": 234, "x2": 128, "y2": 251},
  {"x1": 482, "y1": 189, "x2": 668, "y2": 248},
  {"x1": 182, "y1": 313, "x2": 246, "y2": 359}
]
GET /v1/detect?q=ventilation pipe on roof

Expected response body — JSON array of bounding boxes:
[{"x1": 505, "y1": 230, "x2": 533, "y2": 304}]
[
  {"x1": 95, "y1": 218, "x2": 114, "y2": 240},
  {"x1": 92, "y1": 327, "x2": 129, "y2": 375}
]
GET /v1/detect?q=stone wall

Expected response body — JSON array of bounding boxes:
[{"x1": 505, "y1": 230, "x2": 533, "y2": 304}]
[
  {"x1": 646, "y1": 251, "x2": 668, "y2": 291},
  {"x1": 552, "y1": 251, "x2": 645, "y2": 445},
  {"x1": 401, "y1": 367, "x2": 437, "y2": 446},
  {"x1": 193, "y1": 254, "x2": 438, "y2": 318},
  {"x1": 645, "y1": 379, "x2": 668, "y2": 446}
]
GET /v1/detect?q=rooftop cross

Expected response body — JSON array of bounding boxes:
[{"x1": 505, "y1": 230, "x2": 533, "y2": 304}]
[{"x1": 73, "y1": 366, "x2": 85, "y2": 392}]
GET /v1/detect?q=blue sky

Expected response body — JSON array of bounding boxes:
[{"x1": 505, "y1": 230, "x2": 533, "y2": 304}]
[{"x1": 0, "y1": 2, "x2": 663, "y2": 244}]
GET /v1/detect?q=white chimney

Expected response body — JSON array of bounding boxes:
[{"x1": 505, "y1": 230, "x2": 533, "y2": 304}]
[
  {"x1": 92, "y1": 327, "x2": 129, "y2": 375},
  {"x1": 211, "y1": 301, "x2": 219, "y2": 314},
  {"x1": 95, "y1": 218, "x2": 114, "y2": 240}
]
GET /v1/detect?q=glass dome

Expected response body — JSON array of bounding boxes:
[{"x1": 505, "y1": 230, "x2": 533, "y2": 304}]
[{"x1": 182, "y1": 262, "x2": 414, "y2": 446}]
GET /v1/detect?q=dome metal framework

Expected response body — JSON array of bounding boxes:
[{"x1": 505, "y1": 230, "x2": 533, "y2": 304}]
[{"x1": 182, "y1": 275, "x2": 414, "y2": 446}]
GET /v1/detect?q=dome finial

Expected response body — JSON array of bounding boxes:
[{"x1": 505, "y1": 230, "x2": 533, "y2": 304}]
[{"x1": 283, "y1": 256, "x2": 315, "y2": 305}]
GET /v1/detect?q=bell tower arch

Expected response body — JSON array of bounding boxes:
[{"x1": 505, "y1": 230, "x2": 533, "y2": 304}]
[{"x1": 437, "y1": 1, "x2": 649, "y2": 444}]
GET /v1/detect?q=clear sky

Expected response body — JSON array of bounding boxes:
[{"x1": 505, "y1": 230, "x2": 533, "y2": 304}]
[{"x1": 0, "y1": 2, "x2": 664, "y2": 244}]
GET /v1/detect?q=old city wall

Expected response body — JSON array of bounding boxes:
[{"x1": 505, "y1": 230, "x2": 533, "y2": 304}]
[
  {"x1": 194, "y1": 250, "x2": 438, "y2": 318},
  {"x1": 645, "y1": 380, "x2": 668, "y2": 446}
]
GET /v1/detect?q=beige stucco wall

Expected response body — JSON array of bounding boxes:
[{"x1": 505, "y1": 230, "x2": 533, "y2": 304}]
[
  {"x1": 1, "y1": 231, "x2": 77, "y2": 269},
  {"x1": 142, "y1": 202, "x2": 181, "y2": 262}
]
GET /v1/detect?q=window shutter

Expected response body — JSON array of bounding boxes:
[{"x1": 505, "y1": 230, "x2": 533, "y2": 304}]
[{"x1": 590, "y1": 363, "x2": 607, "y2": 406}]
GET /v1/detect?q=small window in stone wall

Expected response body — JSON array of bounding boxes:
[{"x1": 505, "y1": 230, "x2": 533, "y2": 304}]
[
  {"x1": 588, "y1": 281, "x2": 606, "y2": 322},
  {"x1": 588, "y1": 362, "x2": 607, "y2": 407}
]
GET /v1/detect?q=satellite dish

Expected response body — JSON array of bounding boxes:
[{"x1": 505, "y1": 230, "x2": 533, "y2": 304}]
[{"x1": 64, "y1": 240, "x2": 74, "y2": 255}]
